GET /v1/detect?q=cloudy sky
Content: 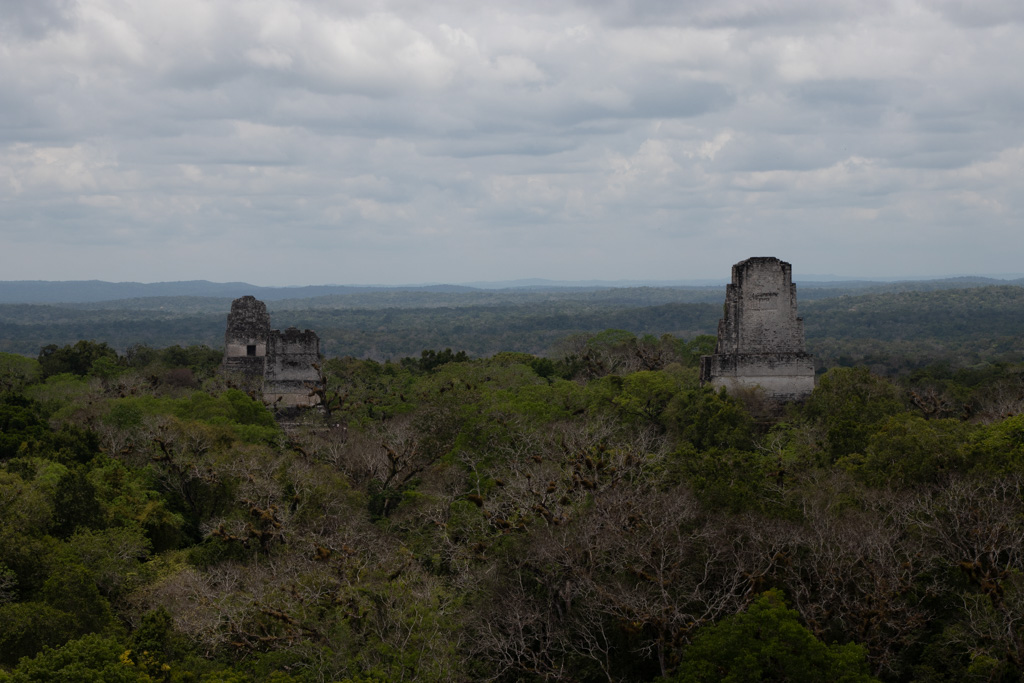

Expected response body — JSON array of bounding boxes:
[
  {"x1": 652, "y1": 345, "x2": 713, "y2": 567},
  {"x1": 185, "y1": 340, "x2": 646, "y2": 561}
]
[{"x1": 2, "y1": 0, "x2": 1022, "y2": 285}]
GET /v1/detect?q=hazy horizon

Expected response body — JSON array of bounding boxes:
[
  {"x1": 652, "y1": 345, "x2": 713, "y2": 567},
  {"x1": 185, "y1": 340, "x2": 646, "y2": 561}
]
[{"x1": 3, "y1": 271, "x2": 1024, "y2": 290}]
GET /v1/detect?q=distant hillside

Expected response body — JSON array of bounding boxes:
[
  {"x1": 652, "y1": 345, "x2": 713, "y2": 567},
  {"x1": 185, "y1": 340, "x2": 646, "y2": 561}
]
[
  {"x1": 1, "y1": 276, "x2": 1021, "y2": 304},
  {"x1": 0, "y1": 280, "x2": 477, "y2": 304},
  {"x1": 1, "y1": 281, "x2": 1022, "y2": 373},
  {"x1": 0, "y1": 299, "x2": 721, "y2": 358},
  {"x1": 803, "y1": 285, "x2": 1024, "y2": 341}
]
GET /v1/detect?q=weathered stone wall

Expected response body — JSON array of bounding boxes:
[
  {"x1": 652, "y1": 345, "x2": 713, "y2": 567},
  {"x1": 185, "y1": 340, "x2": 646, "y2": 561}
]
[
  {"x1": 700, "y1": 352, "x2": 815, "y2": 400},
  {"x1": 221, "y1": 296, "x2": 323, "y2": 410},
  {"x1": 700, "y1": 257, "x2": 814, "y2": 402},
  {"x1": 714, "y1": 257, "x2": 806, "y2": 354},
  {"x1": 223, "y1": 295, "x2": 270, "y2": 378},
  {"x1": 263, "y1": 327, "x2": 322, "y2": 408}
]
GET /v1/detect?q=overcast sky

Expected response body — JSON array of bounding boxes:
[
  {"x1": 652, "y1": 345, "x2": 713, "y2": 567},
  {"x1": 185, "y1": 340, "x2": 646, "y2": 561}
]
[{"x1": 1, "y1": 0, "x2": 1022, "y2": 285}]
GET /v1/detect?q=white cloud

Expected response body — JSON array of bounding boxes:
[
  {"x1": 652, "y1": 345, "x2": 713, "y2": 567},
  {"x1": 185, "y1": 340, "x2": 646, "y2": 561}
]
[{"x1": 0, "y1": 0, "x2": 1022, "y2": 283}]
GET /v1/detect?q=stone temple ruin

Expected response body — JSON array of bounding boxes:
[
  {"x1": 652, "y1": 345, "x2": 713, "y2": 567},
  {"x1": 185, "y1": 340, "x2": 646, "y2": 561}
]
[
  {"x1": 222, "y1": 296, "x2": 322, "y2": 409},
  {"x1": 700, "y1": 257, "x2": 815, "y2": 403}
]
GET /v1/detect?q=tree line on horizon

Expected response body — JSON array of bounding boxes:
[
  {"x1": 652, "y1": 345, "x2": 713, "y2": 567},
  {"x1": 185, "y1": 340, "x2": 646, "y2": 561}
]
[{"x1": 1, "y1": 284, "x2": 1023, "y2": 378}]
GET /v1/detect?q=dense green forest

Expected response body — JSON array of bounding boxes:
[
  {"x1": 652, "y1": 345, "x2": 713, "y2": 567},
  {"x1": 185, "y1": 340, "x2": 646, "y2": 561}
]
[
  {"x1": 3, "y1": 318, "x2": 1024, "y2": 681},
  {"x1": 2, "y1": 282, "x2": 1024, "y2": 374},
  {"x1": 2, "y1": 276, "x2": 1015, "y2": 305}
]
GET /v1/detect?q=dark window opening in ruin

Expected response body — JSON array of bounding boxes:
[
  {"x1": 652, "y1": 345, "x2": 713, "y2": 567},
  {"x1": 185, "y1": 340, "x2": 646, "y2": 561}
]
[{"x1": 247, "y1": 345, "x2": 256, "y2": 356}]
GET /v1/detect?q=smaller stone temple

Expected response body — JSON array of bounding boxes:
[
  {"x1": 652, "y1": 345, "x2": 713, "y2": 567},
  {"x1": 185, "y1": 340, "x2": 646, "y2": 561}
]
[
  {"x1": 222, "y1": 296, "x2": 322, "y2": 409},
  {"x1": 700, "y1": 257, "x2": 814, "y2": 402}
]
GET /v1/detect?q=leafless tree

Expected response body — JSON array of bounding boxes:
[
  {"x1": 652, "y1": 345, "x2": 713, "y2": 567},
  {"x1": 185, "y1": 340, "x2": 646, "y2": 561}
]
[
  {"x1": 780, "y1": 472, "x2": 942, "y2": 677},
  {"x1": 471, "y1": 484, "x2": 759, "y2": 680},
  {"x1": 952, "y1": 571, "x2": 1024, "y2": 673},
  {"x1": 973, "y1": 375, "x2": 1024, "y2": 422}
]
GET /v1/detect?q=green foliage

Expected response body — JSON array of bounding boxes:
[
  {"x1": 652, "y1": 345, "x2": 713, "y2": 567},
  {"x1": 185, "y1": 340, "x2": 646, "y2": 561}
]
[
  {"x1": 4, "y1": 633, "x2": 151, "y2": 682},
  {"x1": 23, "y1": 373, "x2": 94, "y2": 421},
  {"x1": 87, "y1": 456, "x2": 185, "y2": 551},
  {"x1": 0, "y1": 353, "x2": 39, "y2": 394},
  {"x1": 400, "y1": 348, "x2": 469, "y2": 373},
  {"x1": 125, "y1": 343, "x2": 161, "y2": 369},
  {"x1": 51, "y1": 424, "x2": 102, "y2": 465},
  {"x1": 157, "y1": 344, "x2": 222, "y2": 373},
  {"x1": 559, "y1": 329, "x2": 694, "y2": 378},
  {"x1": 0, "y1": 469, "x2": 58, "y2": 587},
  {"x1": 38, "y1": 340, "x2": 118, "y2": 379},
  {"x1": 121, "y1": 343, "x2": 222, "y2": 388},
  {"x1": 51, "y1": 468, "x2": 105, "y2": 538},
  {"x1": 65, "y1": 526, "x2": 152, "y2": 599},
  {"x1": 90, "y1": 355, "x2": 124, "y2": 381},
  {"x1": 613, "y1": 370, "x2": 686, "y2": 425},
  {"x1": 7, "y1": 329, "x2": 1024, "y2": 681},
  {"x1": 40, "y1": 565, "x2": 114, "y2": 634},
  {"x1": 103, "y1": 389, "x2": 278, "y2": 444},
  {"x1": 129, "y1": 607, "x2": 187, "y2": 675},
  {"x1": 800, "y1": 367, "x2": 906, "y2": 462},
  {"x1": 171, "y1": 390, "x2": 276, "y2": 428},
  {"x1": 843, "y1": 414, "x2": 971, "y2": 487},
  {"x1": 969, "y1": 414, "x2": 1024, "y2": 475},
  {"x1": 0, "y1": 563, "x2": 16, "y2": 604},
  {"x1": 0, "y1": 398, "x2": 50, "y2": 460},
  {"x1": 666, "y1": 446, "x2": 779, "y2": 513},
  {"x1": 41, "y1": 563, "x2": 115, "y2": 635},
  {"x1": 0, "y1": 395, "x2": 99, "y2": 465},
  {"x1": 0, "y1": 466, "x2": 55, "y2": 540},
  {"x1": 494, "y1": 377, "x2": 585, "y2": 422},
  {"x1": 106, "y1": 401, "x2": 146, "y2": 430},
  {"x1": 661, "y1": 387, "x2": 755, "y2": 451},
  {"x1": 668, "y1": 590, "x2": 878, "y2": 682},
  {"x1": 681, "y1": 334, "x2": 717, "y2": 362},
  {"x1": 321, "y1": 356, "x2": 416, "y2": 424},
  {"x1": 0, "y1": 601, "x2": 79, "y2": 667}
]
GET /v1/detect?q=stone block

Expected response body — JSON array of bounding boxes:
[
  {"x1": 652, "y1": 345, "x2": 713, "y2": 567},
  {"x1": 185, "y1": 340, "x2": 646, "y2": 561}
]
[
  {"x1": 221, "y1": 297, "x2": 323, "y2": 409},
  {"x1": 700, "y1": 257, "x2": 815, "y2": 403}
]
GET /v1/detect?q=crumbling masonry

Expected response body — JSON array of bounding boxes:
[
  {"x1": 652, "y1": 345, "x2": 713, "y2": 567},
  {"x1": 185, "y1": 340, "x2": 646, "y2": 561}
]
[
  {"x1": 700, "y1": 257, "x2": 815, "y2": 402},
  {"x1": 222, "y1": 296, "x2": 322, "y2": 409}
]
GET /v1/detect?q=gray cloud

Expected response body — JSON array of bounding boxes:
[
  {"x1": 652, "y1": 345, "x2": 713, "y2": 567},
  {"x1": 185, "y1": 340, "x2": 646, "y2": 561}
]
[
  {"x1": 0, "y1": 0, "x2": 76, "y2": 39},
  {"x1": 0, "y1": 0, "x2": 1022, "y2": 284},
  {"x1": 932, "y1": 0, "x2": 1024, "y2": 27}
]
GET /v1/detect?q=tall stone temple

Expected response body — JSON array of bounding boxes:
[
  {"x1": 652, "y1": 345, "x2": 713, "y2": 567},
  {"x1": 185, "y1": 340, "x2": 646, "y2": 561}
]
[
  {"x1": 699, "y1": 257, "x2": 815, "y2": 402},
  {"x1": 222, "y1": 296, "x2": 322, "y2": 409}
]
